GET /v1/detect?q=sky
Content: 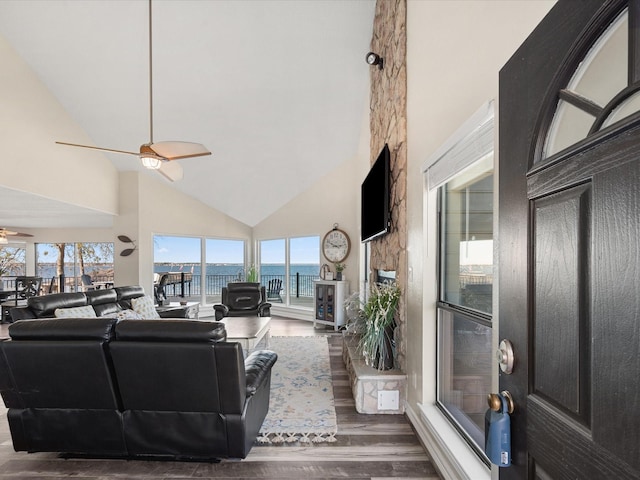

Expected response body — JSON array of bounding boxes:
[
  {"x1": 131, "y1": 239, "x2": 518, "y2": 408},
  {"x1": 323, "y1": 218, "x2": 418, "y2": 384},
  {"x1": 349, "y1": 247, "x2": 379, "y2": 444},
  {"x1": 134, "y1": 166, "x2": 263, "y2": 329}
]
[{"x1": 153, "y1": 235, "x2": 320, "y2": 264}]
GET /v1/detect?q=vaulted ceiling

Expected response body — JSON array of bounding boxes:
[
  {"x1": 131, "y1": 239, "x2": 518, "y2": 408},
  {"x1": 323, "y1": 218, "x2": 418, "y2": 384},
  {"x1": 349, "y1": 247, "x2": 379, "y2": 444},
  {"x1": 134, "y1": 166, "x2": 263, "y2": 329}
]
[{"x1": 0, "y1": 0, "x2": 374, "y2": 228}]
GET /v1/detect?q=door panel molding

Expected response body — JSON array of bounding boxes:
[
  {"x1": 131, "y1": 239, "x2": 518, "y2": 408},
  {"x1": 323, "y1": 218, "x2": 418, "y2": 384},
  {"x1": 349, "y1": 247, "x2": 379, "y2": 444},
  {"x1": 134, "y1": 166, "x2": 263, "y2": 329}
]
[{"x1": 532, "y1": 184, "x2": 591, "y2": 422}]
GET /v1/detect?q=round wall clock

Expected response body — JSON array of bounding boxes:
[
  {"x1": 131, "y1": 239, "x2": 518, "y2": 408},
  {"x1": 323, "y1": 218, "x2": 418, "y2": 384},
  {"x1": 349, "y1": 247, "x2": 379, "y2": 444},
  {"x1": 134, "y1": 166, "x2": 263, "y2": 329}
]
[{"x1": 322, "y1": 226, "x2": 351, "y2": 263}]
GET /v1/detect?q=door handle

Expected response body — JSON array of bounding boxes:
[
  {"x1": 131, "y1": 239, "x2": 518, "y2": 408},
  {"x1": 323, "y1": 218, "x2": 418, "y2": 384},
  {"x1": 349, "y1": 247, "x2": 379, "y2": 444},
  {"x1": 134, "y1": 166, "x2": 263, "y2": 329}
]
[
  {"x1": 496, "y1": 339, "x2": 515, "y2": 374},
  {"x1": 487, "y1": 390, "x2": 515, "y2": 414}
]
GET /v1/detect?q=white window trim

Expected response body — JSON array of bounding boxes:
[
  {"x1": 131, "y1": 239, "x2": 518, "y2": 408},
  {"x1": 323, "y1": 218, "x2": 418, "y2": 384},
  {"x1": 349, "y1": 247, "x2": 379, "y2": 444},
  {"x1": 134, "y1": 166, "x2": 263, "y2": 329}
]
[{"x1": 417, "y1": 100, "x2": 496, "y2": 480}]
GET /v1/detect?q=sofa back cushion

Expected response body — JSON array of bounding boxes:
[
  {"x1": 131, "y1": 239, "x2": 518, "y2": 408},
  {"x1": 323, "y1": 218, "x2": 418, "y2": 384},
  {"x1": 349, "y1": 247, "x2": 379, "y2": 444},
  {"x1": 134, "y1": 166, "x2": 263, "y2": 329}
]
[
  {"x1": 115, "y1": 286, "x2": 145, "y2": 310},
  {"x1": 110, "y1": 320, "x2": 244, "y2": 413},
  {"x1": 223, "y1": 283, "x2": 264, "y2": 311},
  {"x1": 27, "y1": 292, "x2": 87, "y2": 318},
  {"x1": 2, "y1": 318, "x2": 120, "y2": 409},
  {"x1": 85, "y1": 289, "x2": 120, "y2": 317}
]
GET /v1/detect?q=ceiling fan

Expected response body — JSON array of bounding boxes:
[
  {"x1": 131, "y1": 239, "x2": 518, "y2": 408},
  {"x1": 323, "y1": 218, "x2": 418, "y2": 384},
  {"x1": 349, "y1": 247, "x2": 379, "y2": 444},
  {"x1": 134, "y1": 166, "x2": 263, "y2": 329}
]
[
  {"x1": 0, "y1": 228, "x2": 33, "y2": 245},
  {"x1": 56, "y1": 0, "x2": 210, "y2": 182}
]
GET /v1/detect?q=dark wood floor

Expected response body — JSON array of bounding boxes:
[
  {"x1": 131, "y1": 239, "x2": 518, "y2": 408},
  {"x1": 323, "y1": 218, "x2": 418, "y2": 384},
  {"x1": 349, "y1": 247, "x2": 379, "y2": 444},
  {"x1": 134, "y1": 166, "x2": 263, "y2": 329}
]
[{"x1": 0, "y1": 317, "x2": 441, "y2": 479}]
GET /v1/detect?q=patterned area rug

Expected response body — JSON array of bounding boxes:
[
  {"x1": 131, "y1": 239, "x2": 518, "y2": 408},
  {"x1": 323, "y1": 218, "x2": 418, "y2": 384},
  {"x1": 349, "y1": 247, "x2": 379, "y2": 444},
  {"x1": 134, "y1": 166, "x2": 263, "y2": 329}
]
[{"x1": 257, "y1": 335, "x2": 337, "y2": 444}]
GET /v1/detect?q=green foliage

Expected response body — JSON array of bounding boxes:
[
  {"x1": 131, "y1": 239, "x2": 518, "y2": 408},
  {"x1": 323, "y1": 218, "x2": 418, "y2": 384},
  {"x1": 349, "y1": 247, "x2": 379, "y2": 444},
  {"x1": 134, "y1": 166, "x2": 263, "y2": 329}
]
[
  {"x1": 346, "y1": 282, "x2": 401, "y2": 370},
  {"x1": 334, "y1": 262, "x2": 346, "y2": 272},
  {"x1": 246, "y1": 264, "x2": 259, "y2": 283}
]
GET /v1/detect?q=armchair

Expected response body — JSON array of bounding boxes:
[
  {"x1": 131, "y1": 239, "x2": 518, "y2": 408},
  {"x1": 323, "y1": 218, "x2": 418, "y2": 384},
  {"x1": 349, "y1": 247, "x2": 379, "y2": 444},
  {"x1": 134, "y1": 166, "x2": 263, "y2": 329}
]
[{"x1": 214, "y1": 282, "x2": 271, "y2": 321}]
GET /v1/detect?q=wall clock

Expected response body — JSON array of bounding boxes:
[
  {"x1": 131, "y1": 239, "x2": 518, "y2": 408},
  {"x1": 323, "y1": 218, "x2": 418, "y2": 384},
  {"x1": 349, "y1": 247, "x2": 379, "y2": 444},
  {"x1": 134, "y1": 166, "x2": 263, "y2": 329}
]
[{"x1": 322, "y1": 225, "x2": 351, "y2": 263}]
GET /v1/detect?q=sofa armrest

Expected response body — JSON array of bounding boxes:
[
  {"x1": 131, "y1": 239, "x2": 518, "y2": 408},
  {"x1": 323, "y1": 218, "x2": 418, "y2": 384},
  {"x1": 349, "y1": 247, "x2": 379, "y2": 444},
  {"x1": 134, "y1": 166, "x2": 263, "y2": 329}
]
[
  {"x1": 258, "y1": 302, "x2": 271, "y2": 317},
  {"x1": 213, "y1": 304, "x2": 229, "y2": 321},
  {"x1": 8, "y1": 307, "x2": 36, "y2": 321},
  {"x1": 244, "y1": 350, "x2": 277, "y2": 397}
]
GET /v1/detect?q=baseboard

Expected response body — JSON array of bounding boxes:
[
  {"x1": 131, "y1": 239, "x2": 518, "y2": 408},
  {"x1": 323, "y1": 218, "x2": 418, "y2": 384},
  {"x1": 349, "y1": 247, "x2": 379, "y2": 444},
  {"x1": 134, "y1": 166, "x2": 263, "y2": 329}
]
[{"x1": 269, "y1": 305, "x2": 314, "y2": 321}]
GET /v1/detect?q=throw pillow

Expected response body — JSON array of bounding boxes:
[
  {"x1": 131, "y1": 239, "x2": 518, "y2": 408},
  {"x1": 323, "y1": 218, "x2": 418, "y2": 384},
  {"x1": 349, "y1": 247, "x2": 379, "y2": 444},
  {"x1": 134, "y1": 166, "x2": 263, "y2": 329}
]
[
  {"x1": 131, "y1": 295, "x2": 160, "y2": 319},
  {"x1": 103, "y1": 309, "x2": 144, "y2": 321},
  {"x1": 54, "y1": 305, "x2": 97, "y2": 318}
]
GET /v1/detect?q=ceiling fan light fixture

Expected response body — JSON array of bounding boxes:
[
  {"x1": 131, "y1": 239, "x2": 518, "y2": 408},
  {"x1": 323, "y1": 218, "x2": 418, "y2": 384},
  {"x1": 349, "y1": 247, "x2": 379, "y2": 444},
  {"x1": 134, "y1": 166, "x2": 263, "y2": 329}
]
[
  {"x1": 0, "y1": 235, "x2": 8, "y2": 245},
  {"x1": 140, "y1": 155, "x2": 162, "y2": 170}
]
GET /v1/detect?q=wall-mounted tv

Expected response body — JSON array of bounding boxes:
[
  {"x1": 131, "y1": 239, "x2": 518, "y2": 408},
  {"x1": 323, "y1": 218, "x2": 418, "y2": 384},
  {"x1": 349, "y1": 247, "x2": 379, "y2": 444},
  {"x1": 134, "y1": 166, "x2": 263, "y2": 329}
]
[{"x1": 361, "y1": 144, "x2": 390, "y2": 243}]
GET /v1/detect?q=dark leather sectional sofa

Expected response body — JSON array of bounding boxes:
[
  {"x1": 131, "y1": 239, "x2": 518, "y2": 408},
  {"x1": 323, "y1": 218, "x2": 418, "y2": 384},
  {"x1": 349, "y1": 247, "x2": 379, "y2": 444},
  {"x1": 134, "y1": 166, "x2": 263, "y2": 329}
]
[
  {"x1": 0, "y1": 315, "x2": 278, "y2": 460},
  {"x1": 9, "y1": 285, "x2": 172, "y2": 321}
]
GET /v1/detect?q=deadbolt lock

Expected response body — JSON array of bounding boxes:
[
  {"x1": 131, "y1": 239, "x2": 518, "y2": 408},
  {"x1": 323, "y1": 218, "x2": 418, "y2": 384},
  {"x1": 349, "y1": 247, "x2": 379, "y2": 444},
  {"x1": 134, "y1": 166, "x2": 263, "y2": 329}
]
[{"x1": 496, "y1": 339, "x2": 515, "y2": 374}]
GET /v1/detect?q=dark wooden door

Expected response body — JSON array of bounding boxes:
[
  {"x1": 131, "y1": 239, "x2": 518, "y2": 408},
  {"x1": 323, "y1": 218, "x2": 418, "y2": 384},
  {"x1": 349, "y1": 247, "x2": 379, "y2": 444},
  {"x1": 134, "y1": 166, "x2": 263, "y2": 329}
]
[{"x1": 499, "y1": 1, "x2": 640, "y2": 478}]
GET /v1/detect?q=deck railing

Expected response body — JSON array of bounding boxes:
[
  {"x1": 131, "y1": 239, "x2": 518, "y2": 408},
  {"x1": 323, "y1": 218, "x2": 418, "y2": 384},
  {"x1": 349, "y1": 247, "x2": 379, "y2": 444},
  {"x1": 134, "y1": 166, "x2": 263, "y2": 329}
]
[{"x1": 1, "y1": 273, "x2": 319, "y2": 300}]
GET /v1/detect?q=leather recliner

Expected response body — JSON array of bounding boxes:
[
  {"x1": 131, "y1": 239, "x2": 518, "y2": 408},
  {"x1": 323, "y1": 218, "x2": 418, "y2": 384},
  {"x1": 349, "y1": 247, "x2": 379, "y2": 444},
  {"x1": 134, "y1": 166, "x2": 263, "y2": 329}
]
[
  {"x1": 213, "y1": 282, "x2": 271, "y2": 321},
  {"x1": 0, "y1": 317, "x2": 277, "y2": 460}
]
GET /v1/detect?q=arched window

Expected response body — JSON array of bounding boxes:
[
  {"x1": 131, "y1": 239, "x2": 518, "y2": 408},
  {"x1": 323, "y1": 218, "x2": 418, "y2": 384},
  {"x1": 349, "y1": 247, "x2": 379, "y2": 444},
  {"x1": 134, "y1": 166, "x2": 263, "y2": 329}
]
[{"x1": 542, "y1": 5, "x2": 640, "y2": 161}]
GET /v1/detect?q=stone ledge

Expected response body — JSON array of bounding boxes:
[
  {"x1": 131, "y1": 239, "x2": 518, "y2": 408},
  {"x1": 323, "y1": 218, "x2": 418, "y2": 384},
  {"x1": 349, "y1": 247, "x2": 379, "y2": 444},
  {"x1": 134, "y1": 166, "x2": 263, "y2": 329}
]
[{"x1": 342, "y1": 333, "x2": 407, "y2": 414}]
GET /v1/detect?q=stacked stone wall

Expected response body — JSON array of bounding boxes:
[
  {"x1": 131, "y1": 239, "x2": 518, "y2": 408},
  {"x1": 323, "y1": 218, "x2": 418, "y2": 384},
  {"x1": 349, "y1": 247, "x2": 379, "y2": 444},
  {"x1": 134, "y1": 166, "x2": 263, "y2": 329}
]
[{"x1": 368, "y1": 0, "x2": 407, "y2": 371}]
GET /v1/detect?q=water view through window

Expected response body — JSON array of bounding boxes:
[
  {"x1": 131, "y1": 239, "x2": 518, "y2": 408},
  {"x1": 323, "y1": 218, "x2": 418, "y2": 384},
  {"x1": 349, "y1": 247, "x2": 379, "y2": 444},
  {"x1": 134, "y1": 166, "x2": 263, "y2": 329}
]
[{"x1": 153, "y1": 235, "x2": 320, "y2": 308}]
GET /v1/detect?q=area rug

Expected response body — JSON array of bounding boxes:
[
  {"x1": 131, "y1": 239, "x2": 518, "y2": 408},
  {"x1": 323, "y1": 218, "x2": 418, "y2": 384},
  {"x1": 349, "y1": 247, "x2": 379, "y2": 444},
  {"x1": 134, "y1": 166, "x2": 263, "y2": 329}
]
[{"x1": 257, "y1": 335, "x2": 337, "y2": 444}]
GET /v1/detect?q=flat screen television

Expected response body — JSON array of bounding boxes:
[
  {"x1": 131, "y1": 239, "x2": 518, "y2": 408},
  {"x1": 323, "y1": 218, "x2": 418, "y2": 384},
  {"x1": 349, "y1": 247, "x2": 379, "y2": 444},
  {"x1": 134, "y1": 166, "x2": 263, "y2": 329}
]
[{"x1": 361, "y1": 144, "x2": 390, "y2": 242}]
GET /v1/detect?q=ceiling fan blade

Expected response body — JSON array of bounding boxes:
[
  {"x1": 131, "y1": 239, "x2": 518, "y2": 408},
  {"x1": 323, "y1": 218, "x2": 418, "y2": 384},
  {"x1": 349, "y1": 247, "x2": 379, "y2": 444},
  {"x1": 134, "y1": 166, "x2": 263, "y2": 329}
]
[
  {"x1": 149, "y1": 141, "x2": 211, "y2": 160},
  {"x1": 56, "y1": 141, "x2": 139, "y2": 156},
  {"x1": 0, "y1": 229, "x2": 33, "y2": 237},
  {"x1": 157, "y1": 161, "x2": 184, "y2": 182}
]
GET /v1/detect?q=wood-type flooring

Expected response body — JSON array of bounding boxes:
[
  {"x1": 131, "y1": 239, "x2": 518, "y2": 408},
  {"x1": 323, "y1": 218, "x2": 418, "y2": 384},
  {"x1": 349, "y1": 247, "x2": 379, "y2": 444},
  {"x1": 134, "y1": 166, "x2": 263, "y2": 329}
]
[{"x1": 0, "y1": 317, "x2": 442, "y2": 479}]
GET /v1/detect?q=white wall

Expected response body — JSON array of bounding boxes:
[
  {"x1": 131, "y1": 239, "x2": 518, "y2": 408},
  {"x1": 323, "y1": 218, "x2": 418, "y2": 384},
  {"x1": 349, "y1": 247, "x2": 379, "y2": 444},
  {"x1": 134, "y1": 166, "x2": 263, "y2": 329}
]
[
  {"x1": 254, "y1": 101, "x2": 371, "y2": 290},
  {"x1": 404, "y1": 1, "x2": 555, "y2": 478},
  {"x1": 0, "y1": 34, "x2": 118, "y2": 216},
  {"x1": 114, "y1": 171, "x2": 253, "y2": 295}
]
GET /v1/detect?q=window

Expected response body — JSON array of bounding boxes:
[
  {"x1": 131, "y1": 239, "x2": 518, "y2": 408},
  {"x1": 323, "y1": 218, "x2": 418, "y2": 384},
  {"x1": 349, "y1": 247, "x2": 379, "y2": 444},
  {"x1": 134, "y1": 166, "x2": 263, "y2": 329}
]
[
  {"x1": 423, "y1": 101, "x2": 494, "y2": 464},
  {"x1": 437, "y1": 167, "x2": 493, "y2": 457},
  {"x1": 259, "y1": 236, "x2": 320, "y2": 309},
  {"x1": 36, "y1": 242, "x2": 114, "y2": 293},
  {"x1": 543, "y1": 8, "x2": 640, "y2": 160},
  {"x1": 153, "y1": 235, "x2": 246, "y2": 304},
  {"x1": 0, "y1": 245, "x2": 26, "y2": 291},
  {"x1": 205, "y1": 238, "x2": 246, "y2": 303}
]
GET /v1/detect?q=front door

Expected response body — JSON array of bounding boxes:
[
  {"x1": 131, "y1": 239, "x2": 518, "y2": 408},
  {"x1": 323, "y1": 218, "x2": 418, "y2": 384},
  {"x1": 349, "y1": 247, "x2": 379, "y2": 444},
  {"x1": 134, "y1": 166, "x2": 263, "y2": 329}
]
[{"x1": 499, "y1": 1, "x2": 640, "y2": 478}]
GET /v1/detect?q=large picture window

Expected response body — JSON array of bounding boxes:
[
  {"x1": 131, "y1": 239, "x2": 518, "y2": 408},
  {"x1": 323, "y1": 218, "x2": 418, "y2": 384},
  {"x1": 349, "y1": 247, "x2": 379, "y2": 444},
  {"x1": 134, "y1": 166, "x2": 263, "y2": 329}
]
[
  {"x1": 153, "y1": 235, "x2": 246, "y2": 304},
  {"x1": 259, "y1": 236, "x2": 319, "y2": 309},
  {"x1": 36, "y1": 242, "x2": 114, "y2": 293}
]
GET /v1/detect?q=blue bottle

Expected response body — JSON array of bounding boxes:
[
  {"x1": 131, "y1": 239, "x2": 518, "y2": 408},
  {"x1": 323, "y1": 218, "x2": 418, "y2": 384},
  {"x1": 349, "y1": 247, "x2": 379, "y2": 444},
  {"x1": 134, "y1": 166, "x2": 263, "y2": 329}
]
[{"x1": 484, "y1": 393, "x2": 511, "y2": 467}]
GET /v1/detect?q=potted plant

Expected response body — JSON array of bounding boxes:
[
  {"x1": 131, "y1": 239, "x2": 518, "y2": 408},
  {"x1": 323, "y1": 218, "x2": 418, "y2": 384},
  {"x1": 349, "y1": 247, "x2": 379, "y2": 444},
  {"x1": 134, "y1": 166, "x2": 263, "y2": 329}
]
[
  {"x1": 245, "y1": 264, "x2": 259, "y2": 283},
  {"x1": 346, "y1": 282, "x2": 401, "y2": 371},
  {"x1": 334, "y1": 262, "x2": 346, "y2": 281}
]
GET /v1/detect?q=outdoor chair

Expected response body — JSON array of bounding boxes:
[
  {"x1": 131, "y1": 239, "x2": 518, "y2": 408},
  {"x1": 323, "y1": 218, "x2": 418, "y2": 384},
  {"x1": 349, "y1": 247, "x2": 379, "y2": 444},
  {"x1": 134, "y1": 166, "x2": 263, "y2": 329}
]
[
  {"x1": 80, "y1": 274, "x2": 96, "y2": 292},
  {"x1": 1, "y1": 276, "x2": 42, "y2": 323},
  {"x1": 15, "y1": 276, "x2": 42, "y2": 300},
  {"x1": 154, "y1": 273, "x2": 170, "y2": 305},
  {"x1": 266, "y1": 278, "x2": 283, "y2": 303},
  {"x1": 213, "y1": 282, "x2": 271, "y2": 321}
]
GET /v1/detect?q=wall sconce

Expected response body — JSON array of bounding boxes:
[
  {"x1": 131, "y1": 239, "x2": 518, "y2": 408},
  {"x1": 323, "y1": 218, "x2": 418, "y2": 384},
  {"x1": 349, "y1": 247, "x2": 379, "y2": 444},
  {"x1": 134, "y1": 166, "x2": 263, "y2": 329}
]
[
  {"x1": 365, "y1": 51, "x2": 384, "y2": 70},
  {"x1": 118, "y1": 235, "x2": 137, "y2": 257}
]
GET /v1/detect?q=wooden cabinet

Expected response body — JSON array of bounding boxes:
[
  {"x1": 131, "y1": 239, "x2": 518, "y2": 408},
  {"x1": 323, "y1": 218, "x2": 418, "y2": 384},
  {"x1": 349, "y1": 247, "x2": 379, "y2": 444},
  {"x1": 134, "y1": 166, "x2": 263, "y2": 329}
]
[{"x1": 313, "y1": 280, "x2": 349, "y2": 331}]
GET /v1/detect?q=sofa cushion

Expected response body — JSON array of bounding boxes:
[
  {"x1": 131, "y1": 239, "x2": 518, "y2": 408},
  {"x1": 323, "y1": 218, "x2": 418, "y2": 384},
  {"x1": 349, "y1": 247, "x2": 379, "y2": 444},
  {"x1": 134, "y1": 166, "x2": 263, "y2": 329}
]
[
  {"x1": 8, "y1": 317, "x2": 118, "y2": 341},
  {"x1": 103, "y1": 309, "x2": 144, "y2": 321},
  {"x1": 131, "y1": 296, "x2": 160, "y2": 319},
  {"x1": 115, "y1": 286, "x2": 146, "y2": 310},
  {"x1": 115, "y1": 320, "x2": 227, "y2": 342},
  {"x1": 27, "y1": 292, "x2": 87, "y2": 318},
  {"x1": 54, "y1": 305, "x2": 98, "y2": 318}
]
